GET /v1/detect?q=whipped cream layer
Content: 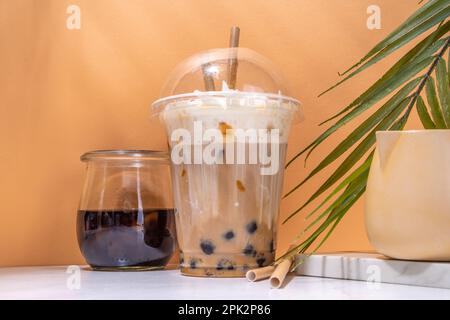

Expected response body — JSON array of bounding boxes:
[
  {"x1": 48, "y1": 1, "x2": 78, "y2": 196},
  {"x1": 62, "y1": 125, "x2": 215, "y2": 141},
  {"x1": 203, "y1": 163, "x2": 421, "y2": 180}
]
[{"x1": 157, "y1": 92, "x2": 300, "y2": 143}]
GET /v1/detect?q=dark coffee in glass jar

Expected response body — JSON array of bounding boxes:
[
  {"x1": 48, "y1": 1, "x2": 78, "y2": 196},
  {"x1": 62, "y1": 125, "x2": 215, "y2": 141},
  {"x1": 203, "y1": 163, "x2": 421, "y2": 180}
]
[
  {"x1": 77, "y1": 150, "x2": 176, "y2": 271},
  {"x1": 77, "y1": 208, "x2": 175, "y2": 270}
]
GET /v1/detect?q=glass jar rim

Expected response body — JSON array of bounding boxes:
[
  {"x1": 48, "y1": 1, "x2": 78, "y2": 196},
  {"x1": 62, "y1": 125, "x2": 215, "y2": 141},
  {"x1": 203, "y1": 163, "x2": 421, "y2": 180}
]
[{"x1": 80, "y1": 150, "x2": 169, "y2": 163}]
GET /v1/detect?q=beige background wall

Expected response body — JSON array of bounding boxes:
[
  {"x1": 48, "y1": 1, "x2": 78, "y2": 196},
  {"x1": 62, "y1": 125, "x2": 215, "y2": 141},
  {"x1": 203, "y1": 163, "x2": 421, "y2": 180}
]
[{"x1": 0, "y1": 0, "x2": 423, "y2": 266}]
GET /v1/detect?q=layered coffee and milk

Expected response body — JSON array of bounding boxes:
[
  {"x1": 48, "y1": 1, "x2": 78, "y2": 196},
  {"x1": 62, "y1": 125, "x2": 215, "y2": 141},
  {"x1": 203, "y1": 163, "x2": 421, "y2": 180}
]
[{"x1": 158, "y1": 93, "x2": 298, "y2": 276}]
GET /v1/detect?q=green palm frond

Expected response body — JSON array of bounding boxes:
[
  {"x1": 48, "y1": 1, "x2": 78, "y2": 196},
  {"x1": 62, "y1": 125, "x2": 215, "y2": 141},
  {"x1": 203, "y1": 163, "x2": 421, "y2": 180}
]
[
  {"x1": 281, "y1": 0, "x2": 450, "y2": 262},
  {"x1": 320, "y1": 0, "x2": 450, "y2": 96},
  {"x1": 416, "y1": 96, "x2": 436, "y2": 128}
]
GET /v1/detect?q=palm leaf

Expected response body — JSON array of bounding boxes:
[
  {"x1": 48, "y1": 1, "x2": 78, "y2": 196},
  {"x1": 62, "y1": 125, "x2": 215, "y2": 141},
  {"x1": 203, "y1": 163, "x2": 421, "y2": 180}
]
[
  {"x1": 448, "y1": 49, "x2": 450, "y2": 83},
  {"x1": 284, "y1": 78, "x2": 420, "y2": 197},
  {"x1": 426, "y1": 76, "x2": 447, "y2": 128},
  {"x1": 340, "y1": 0, "x2": 448, "y2": 76},
  {"x1": 320, "y1": 31, "x2": 449, "y2": 125},
  {"x1": 311, "y1": 211, "x2": 345, "y2": 253},
  {"x1": 283, "y1": 97, "x2": 410, "y2": 223},
  {"x1": 310, "y1": 186, "x2": 364, "y2": 254},
  {"x1": 416, "y1": 95, "x2": 437, "y2": 128},
  {"x1": 436, "y1": 58, "x2": 450, "y2": 125},
  {"x1": 286, "y1": 35, "x2": 446, "y2": 168},
  {"x1": 284, "y1": 0, "x2": 450, "y2": 258},
  {"x1": 302, "y1": 167, "x2": 369, "y2": 234},
  {"x1": 287, "y1": 185, "x2": 365, "y2": 258},
  {"x1": 322, "y1": 1, "x2": 450, "y2": 94},
  {"x1": 304, "y1": 153, "x2": 373, "y2": 220}
]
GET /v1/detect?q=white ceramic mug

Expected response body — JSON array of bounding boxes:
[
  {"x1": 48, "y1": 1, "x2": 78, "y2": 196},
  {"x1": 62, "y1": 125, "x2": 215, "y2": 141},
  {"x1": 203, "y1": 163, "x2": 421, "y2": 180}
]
[{"x1": 365, "y1": 130, "x2": 450, "y2": 261}]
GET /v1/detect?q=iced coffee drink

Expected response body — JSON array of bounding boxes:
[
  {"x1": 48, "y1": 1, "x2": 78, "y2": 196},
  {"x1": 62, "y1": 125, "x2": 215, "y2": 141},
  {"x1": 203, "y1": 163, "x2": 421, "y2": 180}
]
[{"x1": 152, "y1": 48, "x2": 301, "y2": 277}]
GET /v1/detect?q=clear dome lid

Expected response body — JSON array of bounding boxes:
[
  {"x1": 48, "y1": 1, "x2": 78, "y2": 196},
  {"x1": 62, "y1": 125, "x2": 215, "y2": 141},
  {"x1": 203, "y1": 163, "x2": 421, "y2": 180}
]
[{"x1": 152, "y1": 47, "x2": 302, "y2": 118}]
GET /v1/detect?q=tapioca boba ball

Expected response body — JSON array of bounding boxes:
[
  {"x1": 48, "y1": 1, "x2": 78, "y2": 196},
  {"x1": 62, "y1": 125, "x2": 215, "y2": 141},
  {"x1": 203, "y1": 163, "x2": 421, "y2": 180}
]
[
  {"x1": 223, "y1": 230, "x2": 235, "y2": 240},
  {"x1": 200, "y1": 240, "x2": 215, "y2": 255},
  {"x1": 255, "y1": 252, "x2": 267, "y2": 267},
  {"x1": 256, "y1": 257, "x2": 266, "y2": 267},
  {"x1": 243, "y1": 244, "x2": 256, "y2": 257},
  {"x1": 189, "y1": 258, "x2": 199, "y2": 269},
  {"x1": 216, "y1": 259, "x2": 235, "y2": 270},
  {"x1": 246, "y1": 221, "x2": 258, "y2": 234}
]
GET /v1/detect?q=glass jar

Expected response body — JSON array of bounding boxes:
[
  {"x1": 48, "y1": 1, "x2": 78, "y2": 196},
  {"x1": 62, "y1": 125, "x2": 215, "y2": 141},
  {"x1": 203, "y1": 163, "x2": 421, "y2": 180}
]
[{"x1": 77, "y1": 150, "x2": 176, "y2": 271}]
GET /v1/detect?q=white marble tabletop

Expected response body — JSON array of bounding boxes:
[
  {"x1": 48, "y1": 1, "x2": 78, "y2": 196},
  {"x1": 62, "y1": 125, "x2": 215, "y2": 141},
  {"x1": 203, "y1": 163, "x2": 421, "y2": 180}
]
[
  {"x1": 296, "y1": 252, "x2": 450, "y2": 289},
  {"x1": 0, "y1": 266, "x2": 449, "y2": 300}
]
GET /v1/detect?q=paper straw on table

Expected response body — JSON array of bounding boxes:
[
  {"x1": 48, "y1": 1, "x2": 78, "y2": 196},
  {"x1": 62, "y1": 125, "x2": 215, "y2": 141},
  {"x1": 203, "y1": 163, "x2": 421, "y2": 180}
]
[
  {"x1": 245, "y1": 265, "x2": 275, "y2": 282},
  {"x1": 270, "y1": 258, "x2": 293, "y2": 289}
]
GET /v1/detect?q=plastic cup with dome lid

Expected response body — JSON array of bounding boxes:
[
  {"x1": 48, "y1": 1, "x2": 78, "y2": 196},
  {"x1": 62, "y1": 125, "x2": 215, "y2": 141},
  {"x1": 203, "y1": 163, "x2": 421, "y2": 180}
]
[{"x1": 151, "y1": 28, "x2": 303, "y2": 277}]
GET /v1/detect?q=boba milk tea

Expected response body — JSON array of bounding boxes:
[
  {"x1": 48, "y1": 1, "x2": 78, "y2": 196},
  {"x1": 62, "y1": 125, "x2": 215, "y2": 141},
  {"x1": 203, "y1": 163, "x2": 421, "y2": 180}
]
[{"x1": 152, "y1": 47, "x2": 301, "y2": 277}]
